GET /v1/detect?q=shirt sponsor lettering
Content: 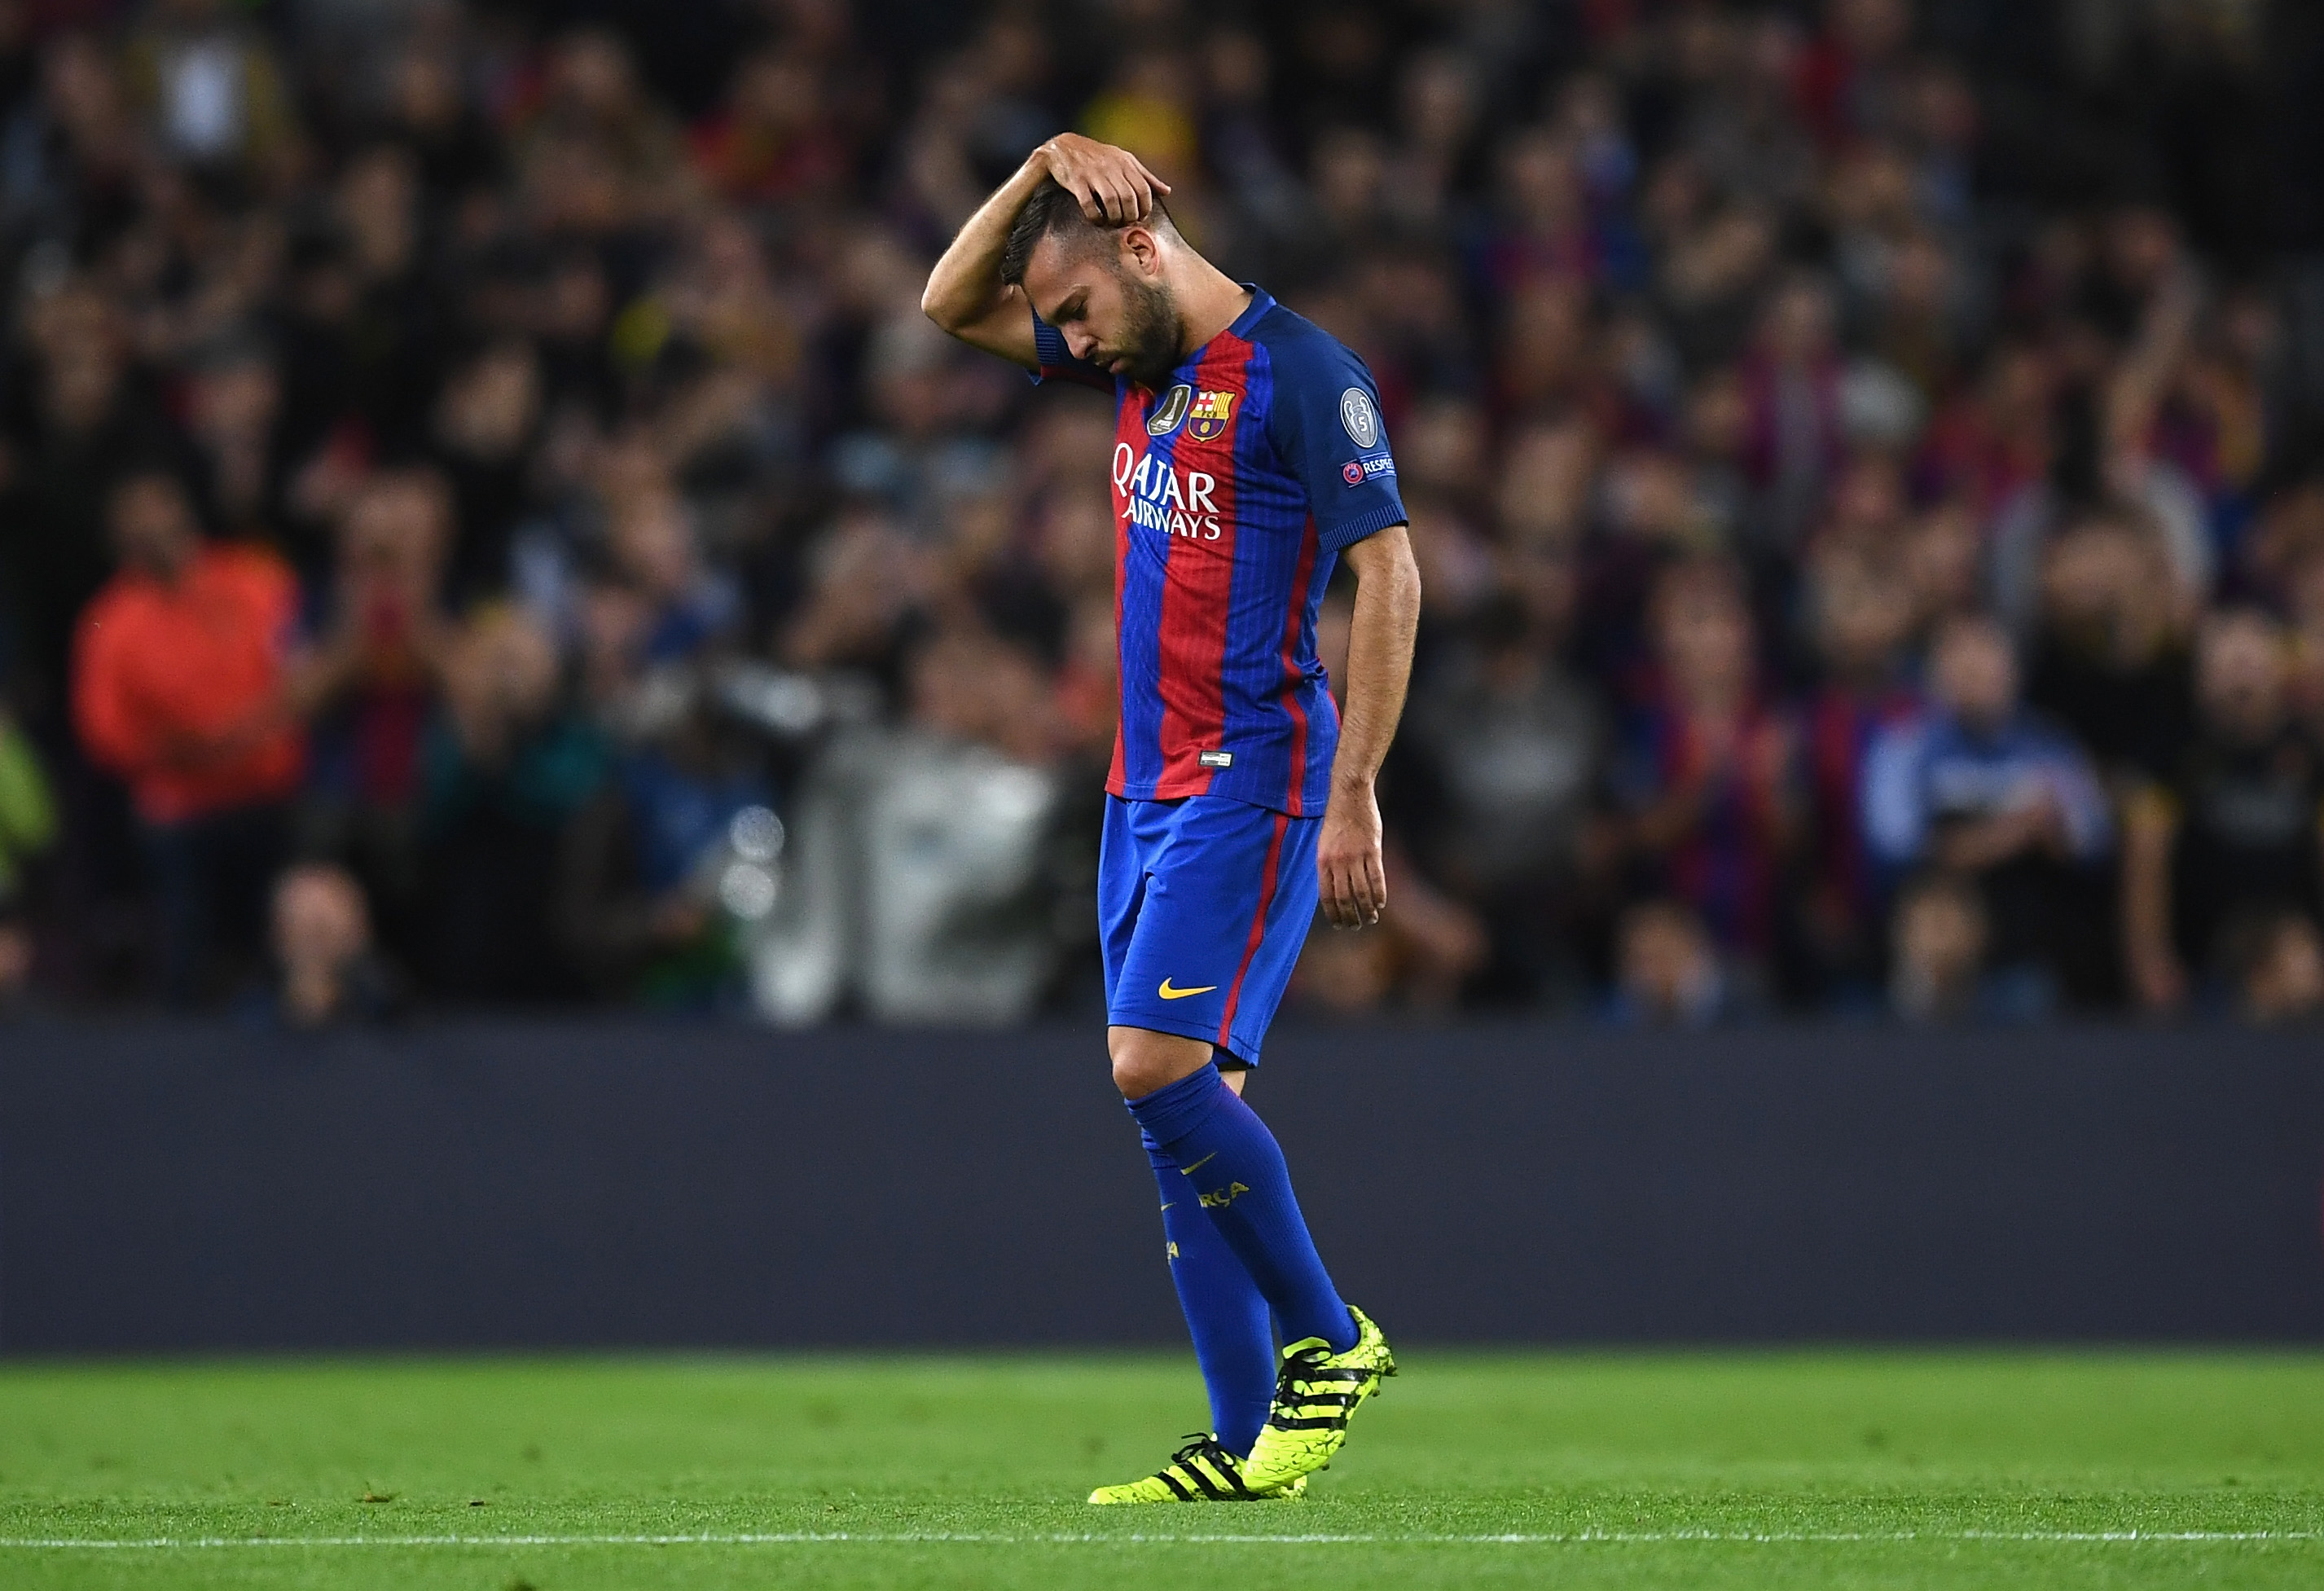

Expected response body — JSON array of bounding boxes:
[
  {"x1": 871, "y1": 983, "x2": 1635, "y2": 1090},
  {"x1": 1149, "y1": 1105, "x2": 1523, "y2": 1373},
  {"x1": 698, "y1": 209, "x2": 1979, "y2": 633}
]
[{"x1": 1114, "y1": 442, "x2": 1224, "y2": 540}]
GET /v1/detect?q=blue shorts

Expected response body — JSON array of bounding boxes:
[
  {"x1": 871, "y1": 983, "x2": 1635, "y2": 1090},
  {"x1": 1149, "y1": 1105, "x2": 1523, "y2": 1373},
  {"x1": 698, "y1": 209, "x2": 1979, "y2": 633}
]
[{"x1": 1099, "y1": 794, "x2": 1320, "y2": 1066}]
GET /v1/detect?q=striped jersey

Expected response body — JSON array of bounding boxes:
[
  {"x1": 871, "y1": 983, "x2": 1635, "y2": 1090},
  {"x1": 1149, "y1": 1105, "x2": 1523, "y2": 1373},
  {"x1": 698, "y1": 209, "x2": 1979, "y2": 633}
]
[{"x1": 1033, "y1": 288, "x2": 1408, "y2": 816}]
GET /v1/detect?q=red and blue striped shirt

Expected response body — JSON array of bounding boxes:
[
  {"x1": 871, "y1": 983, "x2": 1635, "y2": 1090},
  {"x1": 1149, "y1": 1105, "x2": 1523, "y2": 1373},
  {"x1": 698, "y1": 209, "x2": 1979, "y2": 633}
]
[{"x1": 1035, "y1": 288, "x2": 1408, "y2": 816}]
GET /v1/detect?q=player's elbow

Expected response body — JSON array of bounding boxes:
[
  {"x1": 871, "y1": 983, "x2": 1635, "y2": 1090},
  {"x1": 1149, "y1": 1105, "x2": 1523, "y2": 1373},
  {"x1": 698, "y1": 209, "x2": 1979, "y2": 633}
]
[
  {"x1": 920, "y1": 274, "x2": 973, "y2": 336},
  {"x1": 1393, "y1": 537, "x2": 1422, "y2": 601}
]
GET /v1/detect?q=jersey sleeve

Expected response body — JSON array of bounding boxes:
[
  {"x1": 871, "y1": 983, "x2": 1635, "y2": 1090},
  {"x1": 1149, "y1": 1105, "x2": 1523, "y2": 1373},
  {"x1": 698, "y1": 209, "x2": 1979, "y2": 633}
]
[
  {"x1": 1029, "y1": 310, "x2": 1114, "y2": 393},
  {"x1": 1265, "y1": 336, "x2": 1409, "y2": 552}
]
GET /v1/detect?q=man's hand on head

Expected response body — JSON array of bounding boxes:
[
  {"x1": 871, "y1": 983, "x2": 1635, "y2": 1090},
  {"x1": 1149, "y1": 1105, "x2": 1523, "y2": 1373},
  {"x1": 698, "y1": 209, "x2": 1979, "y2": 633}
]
[
  {"x1": 1037, "y1": 134, "x2": 1172, "y2": 225},
  {"x1": 922, "y1": 135, "x2": 1171, "y2": 368}
]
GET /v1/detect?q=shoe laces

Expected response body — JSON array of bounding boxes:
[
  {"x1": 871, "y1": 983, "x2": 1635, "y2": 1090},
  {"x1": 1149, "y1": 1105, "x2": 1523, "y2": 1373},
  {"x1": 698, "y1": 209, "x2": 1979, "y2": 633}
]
[
  {"x1": 1276, "y1": 1343, "x2": 1333, "y2": 1388},
  {"x1": 1169, "y1": 1432, "x2": 1237, "y2": 1470}
]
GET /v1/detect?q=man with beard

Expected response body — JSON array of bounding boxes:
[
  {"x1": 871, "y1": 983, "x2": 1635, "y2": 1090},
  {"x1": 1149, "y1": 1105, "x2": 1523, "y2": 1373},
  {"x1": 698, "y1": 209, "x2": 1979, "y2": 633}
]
[{"x1": 923, "y1": 134, "x2": 1420, "y2": 1502}]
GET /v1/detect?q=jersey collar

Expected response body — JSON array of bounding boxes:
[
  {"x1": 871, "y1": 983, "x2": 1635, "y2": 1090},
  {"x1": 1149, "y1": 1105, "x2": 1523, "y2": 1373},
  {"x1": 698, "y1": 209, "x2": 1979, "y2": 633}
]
[
  {"x1": 1228, "y1": 283, "x2": 1272, "y2": 339},
  {"x1": 1149, "y1": 285, "x2": 1272, "y2": 389}
]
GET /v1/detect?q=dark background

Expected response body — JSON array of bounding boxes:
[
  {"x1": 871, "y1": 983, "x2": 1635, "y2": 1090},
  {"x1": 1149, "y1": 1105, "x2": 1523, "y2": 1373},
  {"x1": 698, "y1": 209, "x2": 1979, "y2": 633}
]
[{"x1": 6, "y1": 1020, "x2": 2321, "y2": 1351}]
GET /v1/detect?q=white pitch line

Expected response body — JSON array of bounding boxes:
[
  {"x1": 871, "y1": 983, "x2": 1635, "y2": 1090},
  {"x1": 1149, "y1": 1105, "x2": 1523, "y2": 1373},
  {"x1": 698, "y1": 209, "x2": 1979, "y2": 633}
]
[{"x1": 0, "y1": 1530, "x2": 2317, "y2": 1549}]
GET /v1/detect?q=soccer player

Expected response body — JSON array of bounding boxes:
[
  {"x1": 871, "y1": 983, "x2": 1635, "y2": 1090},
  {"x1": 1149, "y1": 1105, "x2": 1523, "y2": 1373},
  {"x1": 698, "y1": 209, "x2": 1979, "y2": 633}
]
[{"x1": 923, "y1": 134, "x2": 1421, "y2": 1502}]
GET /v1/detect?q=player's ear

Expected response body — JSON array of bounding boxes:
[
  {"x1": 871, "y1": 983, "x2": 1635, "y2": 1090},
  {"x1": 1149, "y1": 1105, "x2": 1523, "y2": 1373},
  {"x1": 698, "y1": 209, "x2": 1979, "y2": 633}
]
[{"x1": 1118, "y1": 223, "x2": 1163, "y2": 279}]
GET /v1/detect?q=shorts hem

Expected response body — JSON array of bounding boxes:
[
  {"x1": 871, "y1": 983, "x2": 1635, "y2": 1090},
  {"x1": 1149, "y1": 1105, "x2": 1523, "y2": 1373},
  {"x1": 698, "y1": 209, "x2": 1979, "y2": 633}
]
[{"x1": 1105, "y1": 1007, "x2": 1262, "y2": 1066}]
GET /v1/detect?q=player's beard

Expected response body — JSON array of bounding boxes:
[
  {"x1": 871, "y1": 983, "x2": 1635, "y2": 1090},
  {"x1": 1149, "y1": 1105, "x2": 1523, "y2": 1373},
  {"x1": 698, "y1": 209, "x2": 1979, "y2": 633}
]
[{"x1": 1114, "y1": 273, "x2": 1186, "y2": 390}]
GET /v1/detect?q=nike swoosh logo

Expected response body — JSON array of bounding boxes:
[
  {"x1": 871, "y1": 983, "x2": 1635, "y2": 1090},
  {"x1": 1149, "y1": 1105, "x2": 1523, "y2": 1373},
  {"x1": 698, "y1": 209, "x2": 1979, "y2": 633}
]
[
  {"x1": 1158, "y1": 979, "x2": 1218, "y2": 1000},
  {"x1": 1179, "y1": 1151, "x2": 1218, "y2": 1176}
]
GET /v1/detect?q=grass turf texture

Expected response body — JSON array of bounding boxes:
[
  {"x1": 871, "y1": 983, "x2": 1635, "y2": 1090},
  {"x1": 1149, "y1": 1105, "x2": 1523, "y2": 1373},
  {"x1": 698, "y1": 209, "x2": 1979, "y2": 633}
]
[{"x1": 1, "y1": 1353, "x2": 2321, "y2": 1589}]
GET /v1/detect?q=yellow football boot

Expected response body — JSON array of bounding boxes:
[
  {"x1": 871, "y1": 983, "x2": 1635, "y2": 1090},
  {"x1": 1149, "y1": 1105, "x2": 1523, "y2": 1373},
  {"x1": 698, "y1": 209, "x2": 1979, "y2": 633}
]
[
  {"x1": 1087, "y1": 1434, "x2": 1309, "y2": 1503},
  {"x1": 1237, "y1": 1305, "x2": 1396, "y2": 1492}
]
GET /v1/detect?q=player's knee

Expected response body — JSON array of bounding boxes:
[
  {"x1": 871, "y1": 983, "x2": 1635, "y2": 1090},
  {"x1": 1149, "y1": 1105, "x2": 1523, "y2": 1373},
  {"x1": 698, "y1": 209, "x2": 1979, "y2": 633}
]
[
  {"x1": 1108, "y1": 1027, "x2": 1210, "y2": 1099},
  {"x1": 1109, "y1": 1046, "x2": 1172, "y2": 1099}
]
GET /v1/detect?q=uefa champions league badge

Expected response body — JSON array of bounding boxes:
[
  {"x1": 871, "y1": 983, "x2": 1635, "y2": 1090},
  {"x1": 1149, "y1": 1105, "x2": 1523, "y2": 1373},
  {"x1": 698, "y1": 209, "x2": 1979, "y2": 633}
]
[{"x1": 1339, "y1": 387, "x2": 1379, "y2": 449}]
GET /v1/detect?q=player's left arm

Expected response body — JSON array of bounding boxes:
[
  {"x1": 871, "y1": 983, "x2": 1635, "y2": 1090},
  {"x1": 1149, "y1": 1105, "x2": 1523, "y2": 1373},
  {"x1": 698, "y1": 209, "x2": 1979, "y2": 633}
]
[
  {"x1": 1320, "y1": 525, "x2": 1421, "y2": 930},
  {"x1": 1264, "y1": 336, "x2": 1421, "y2": 930}
]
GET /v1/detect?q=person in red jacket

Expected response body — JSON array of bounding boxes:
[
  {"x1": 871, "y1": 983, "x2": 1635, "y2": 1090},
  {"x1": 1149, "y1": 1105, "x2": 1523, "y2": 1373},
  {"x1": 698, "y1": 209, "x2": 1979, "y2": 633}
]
[{"x1": 72, "y1": 470, "x2": 306, "y2": 1004}]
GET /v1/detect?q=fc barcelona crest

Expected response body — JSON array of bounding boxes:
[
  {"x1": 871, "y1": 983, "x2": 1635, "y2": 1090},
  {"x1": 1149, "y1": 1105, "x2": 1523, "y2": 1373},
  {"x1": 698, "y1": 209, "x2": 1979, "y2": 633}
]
[{"x1": 1187, "y1": 389, "x2": 1237, "y2": 442}]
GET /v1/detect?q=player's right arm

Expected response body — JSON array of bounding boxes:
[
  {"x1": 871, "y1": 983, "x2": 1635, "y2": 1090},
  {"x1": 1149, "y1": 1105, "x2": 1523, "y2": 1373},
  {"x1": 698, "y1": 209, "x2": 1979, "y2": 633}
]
[{"x1": 920, "y1": 134, "x2": 1172, "y2": 367}]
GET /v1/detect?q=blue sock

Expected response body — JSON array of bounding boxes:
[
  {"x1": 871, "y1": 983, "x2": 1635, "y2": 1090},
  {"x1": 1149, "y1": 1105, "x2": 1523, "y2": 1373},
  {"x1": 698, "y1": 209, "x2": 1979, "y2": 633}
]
[
  {"x1": 1144, "y1": 1129, "x2": 1276, "y2": 1456},
  {"x1": 1126, "y1": 1062, "x2": 1357, "y2": 1354}
]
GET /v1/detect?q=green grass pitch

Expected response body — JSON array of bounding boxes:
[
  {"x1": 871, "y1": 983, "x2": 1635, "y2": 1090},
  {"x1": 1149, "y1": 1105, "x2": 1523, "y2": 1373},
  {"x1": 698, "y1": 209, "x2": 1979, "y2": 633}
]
[{"x1": 2, "y1": 1351, "x2": 2322, "y2": 1589}]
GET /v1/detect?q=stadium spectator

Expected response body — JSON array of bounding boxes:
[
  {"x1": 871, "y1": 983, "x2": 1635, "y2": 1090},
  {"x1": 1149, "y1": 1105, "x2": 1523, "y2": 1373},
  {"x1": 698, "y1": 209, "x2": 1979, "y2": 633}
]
[
  {"x1": 2024, "y1": 512, "x2": 2195, "y2": 787},
  {"x1": 1400, "y1": 591, "x2": 1601, "y2": 1006},
  {"x1": 557, "y1": 684, "x2": 771, "y2": 1008},
  {"x1": 690, "y1": 45, "x2": 853, "y2": 206},
  {"x1": 1887, "y1": 871, "x2": 1987, "y2": 1024},
  {"x1": 1606, "y1": 899, "x2": 1735, "y2": 1027},
  {"x1": 292, "y1": 468, "x2": 457, "y2": 963},
  {"x1": 1799, "y1": 540, "x2": 1921, "y2": 997},
  {"x1": 1863, "y1": 613, "x2": 2114, "y2": 1009},
  {"x1": 603, "y1": 481, "x2": 743, "y2": 666},
  {"x1": 416, "y1": 608, "x2": 604, "y2": 1003},
  {"x1": 181, "y1": 336, "x2": 286, "y2": 547},
  {"x1": 261, "y1": 861, "x2": 402, "y2": 1029},
  {"x1": 2120, "y1": 611, "x2": 2324, "y2": 1013},
  {"x1": 1608, "y1": 557, "x2": 1802, "y2": 994},
  {"x1": 1739, "y1": 275, "x2": 1847, "y2": 552},
  {"x1": 72, "y1": 470, "x2": 304, "y2": 1001},
  {"x1": 432, "y1": 340, "x2": 543, "y2": 609},
  {"x1": 0, "y1": 279, "x2": 180, "y2": 735}
]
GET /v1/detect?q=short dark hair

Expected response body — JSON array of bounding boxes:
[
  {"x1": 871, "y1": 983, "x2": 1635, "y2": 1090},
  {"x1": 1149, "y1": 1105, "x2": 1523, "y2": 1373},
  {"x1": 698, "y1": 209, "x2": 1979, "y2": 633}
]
[{"x1": 999, "y1": 177, "x2": 1175, "y2": 287}]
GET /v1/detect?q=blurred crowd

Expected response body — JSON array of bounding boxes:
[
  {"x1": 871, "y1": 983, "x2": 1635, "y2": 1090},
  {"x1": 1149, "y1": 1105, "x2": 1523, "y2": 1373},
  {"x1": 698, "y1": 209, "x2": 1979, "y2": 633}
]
[{"x1": 1, "y1": 0, "x2": 2322, "y2": 1026}]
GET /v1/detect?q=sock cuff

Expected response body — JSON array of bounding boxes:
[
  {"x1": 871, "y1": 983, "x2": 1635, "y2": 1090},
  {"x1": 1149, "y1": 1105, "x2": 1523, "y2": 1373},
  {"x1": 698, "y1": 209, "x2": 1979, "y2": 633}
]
[{"x1": 1124, "y1": 1061, "x2": 1228, "y2": 1148}]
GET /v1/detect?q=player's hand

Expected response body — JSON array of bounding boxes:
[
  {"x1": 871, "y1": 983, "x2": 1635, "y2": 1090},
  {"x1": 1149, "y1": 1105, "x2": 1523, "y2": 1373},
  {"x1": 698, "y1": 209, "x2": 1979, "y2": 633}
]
[
  {"x1": 1036, "y1": 134, "x2": 1172, "y2": 225},
  {"x1": 1318, "y1": 785, "x2": 1387, "y2": 930}
]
